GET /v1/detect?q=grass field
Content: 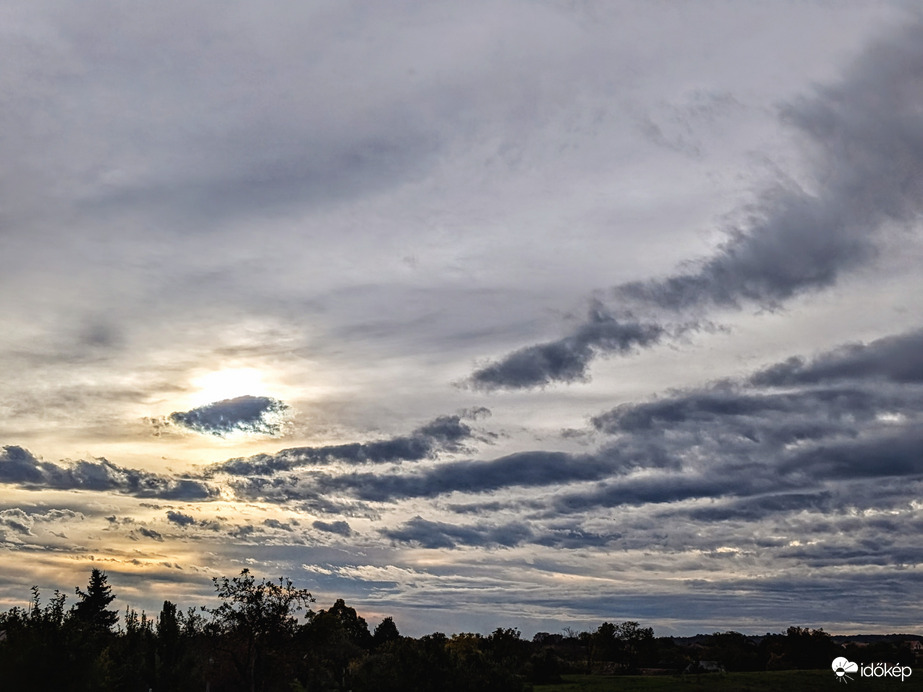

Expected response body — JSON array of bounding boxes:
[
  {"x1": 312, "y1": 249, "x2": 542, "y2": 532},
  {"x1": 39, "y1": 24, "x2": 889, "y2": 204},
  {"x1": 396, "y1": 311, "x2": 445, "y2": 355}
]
[{"x1": 533, "y1": 670, "x2": 918, "y2": 691}]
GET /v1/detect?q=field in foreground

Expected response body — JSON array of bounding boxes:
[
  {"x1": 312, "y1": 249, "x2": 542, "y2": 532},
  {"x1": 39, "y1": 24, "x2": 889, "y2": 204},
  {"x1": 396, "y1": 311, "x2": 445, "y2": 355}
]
[{"x1": 534, "y1": 670, "x2": 918, "y2": 691}]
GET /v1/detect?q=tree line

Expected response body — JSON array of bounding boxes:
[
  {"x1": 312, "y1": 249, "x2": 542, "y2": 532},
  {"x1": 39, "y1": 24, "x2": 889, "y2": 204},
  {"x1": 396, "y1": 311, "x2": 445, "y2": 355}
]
[{"x1": 0, "y1": 568, "x2": 918, "y2": 691}]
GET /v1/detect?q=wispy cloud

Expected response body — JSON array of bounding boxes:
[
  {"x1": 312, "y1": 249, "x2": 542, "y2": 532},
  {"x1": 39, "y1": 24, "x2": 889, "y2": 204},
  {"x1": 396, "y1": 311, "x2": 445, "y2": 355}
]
[
  {"x1": 469, "y1": 19, "x2": 923, "y2": 390},
  {"x1": 468, "y1": 306, "x2": 664, "y2": 390}
]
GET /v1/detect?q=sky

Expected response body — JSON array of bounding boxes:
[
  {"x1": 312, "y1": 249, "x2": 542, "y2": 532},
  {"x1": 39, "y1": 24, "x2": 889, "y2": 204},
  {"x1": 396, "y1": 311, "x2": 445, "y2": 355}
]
[{"x1": 1, "y1": 0, "x2": 922, "y2": 638}]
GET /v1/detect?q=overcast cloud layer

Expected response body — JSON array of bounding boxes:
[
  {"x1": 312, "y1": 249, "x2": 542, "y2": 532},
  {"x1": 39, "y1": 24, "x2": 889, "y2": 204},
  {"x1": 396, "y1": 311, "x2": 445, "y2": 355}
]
[{"x1": 1, "y1": 1, "x2": 921, "y2": 637}]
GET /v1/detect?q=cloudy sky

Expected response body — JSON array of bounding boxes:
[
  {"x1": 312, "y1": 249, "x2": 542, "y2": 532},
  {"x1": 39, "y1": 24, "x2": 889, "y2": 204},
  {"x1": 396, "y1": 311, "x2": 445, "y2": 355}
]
[{"x1": 2, "y1": 0, "x2": 922, "y2": 637}]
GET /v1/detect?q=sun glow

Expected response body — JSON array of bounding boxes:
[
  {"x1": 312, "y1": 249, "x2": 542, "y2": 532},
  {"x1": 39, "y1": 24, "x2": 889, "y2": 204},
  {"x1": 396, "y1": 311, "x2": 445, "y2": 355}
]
[{"x1": 191, "y1": 367, "x2": 265, "y2": 404}]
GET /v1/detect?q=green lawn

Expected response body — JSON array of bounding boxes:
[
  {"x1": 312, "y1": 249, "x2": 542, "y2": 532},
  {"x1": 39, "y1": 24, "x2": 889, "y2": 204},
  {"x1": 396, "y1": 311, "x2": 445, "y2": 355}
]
[{"x1": 534, "y1": 670, "x2": 918, "y2": 691}]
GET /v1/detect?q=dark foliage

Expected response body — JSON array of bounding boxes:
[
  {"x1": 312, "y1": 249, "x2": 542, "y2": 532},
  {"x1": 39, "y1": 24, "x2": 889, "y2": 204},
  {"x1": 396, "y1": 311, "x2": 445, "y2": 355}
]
[
  {"x1": 1, "y1": 570, "x2": 921, "y2": 691},
  {"x1": 372, "y1": 615, "x2": 400, "y2": 648}
]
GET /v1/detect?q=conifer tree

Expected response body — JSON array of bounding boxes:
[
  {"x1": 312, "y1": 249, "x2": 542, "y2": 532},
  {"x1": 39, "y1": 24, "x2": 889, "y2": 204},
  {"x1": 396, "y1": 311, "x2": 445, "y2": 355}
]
[{"x1": 73, "y1": 568, "x2": 118, "y2": 635}]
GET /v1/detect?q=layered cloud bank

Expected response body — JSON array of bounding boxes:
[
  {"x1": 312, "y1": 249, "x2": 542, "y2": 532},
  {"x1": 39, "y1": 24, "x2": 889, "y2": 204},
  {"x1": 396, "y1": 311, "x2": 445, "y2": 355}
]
[
  {"x1": 4, "y1": 326, "x2": 921, "y2": 551},
  {"x1": 2, "y1": 323, "x2": 922, "y2": 631},
  {"x1": 0, "y1": 445, "x2": 215, "y2": 500}
]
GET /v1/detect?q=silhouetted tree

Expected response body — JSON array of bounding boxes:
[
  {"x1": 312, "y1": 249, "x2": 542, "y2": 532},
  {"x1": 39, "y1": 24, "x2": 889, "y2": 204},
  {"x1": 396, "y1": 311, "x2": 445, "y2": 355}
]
[
  {"x1": 485, "y1": 627, "x2": 529, "y2": 669},
  {"x1": 73, "y1": 568, "x2": 118, "y2": 636},
  {"x1": 373, "y1": 616, "x2": 401, "y2": 648},
  {"x1": 209, "y1": 569, "x2": 313, "y2": 692},
  {"x1": 65, "y1": 569, "x2": 120, "y2": 689},
  {"x1": 781, "y1": 626, "x2": 840, "y2": 669},
  {"x1": 577, "y1": 629, "x2": 598, "y2": 672},
  {"x1": 0, "y1": 588, "x2": 73, "y2": 690},
  {"x1": 615, "y1": 620, "x2": 654, "y2": 670},
  {"x1": 594, "y1": 622, "x2": 619, "y2": 663},
  {"x1": 326, "y1": 598, "x2": 373, "y2": 648},
  {"x1": 110, "y1": 606, "x2": 155, "y2": 690},
  {"x1": 300, "y1": 598, "x2": 371, "y2": 689},
  {"x1": 703, "y1": 631, "x2": 761, "y2": 671}
]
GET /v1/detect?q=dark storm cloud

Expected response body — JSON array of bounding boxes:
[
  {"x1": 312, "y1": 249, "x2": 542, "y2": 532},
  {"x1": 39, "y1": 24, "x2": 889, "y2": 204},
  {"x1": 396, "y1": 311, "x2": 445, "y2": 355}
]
[
  {"x1": 750, "y1": 328, "x2": 923, "y2": 386},
  {"x1": 208, "y1": 413, "x2": 483, "y2": 476},
  {"x1": 169, "y1": 395, "x2": 287, "y2": 436},
  {"x1": 382, "y1": 516, "x2": 532, "y2": 549},
  {"x1": 0, "y1": 445, "x2": 216, "y2": 500},
  {"x1": 469, "y1": 307, "x2": 664, "y2": 390},
  {"x1": 469, "y1": 19, "x2": 923, "y2": 389}
]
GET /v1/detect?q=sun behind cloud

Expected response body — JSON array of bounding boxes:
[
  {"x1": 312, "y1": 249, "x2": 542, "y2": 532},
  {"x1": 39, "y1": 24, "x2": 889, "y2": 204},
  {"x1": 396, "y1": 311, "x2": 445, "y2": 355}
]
[{"x1": 191, "y1": 367, "x2": 265, "y2": 406}]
